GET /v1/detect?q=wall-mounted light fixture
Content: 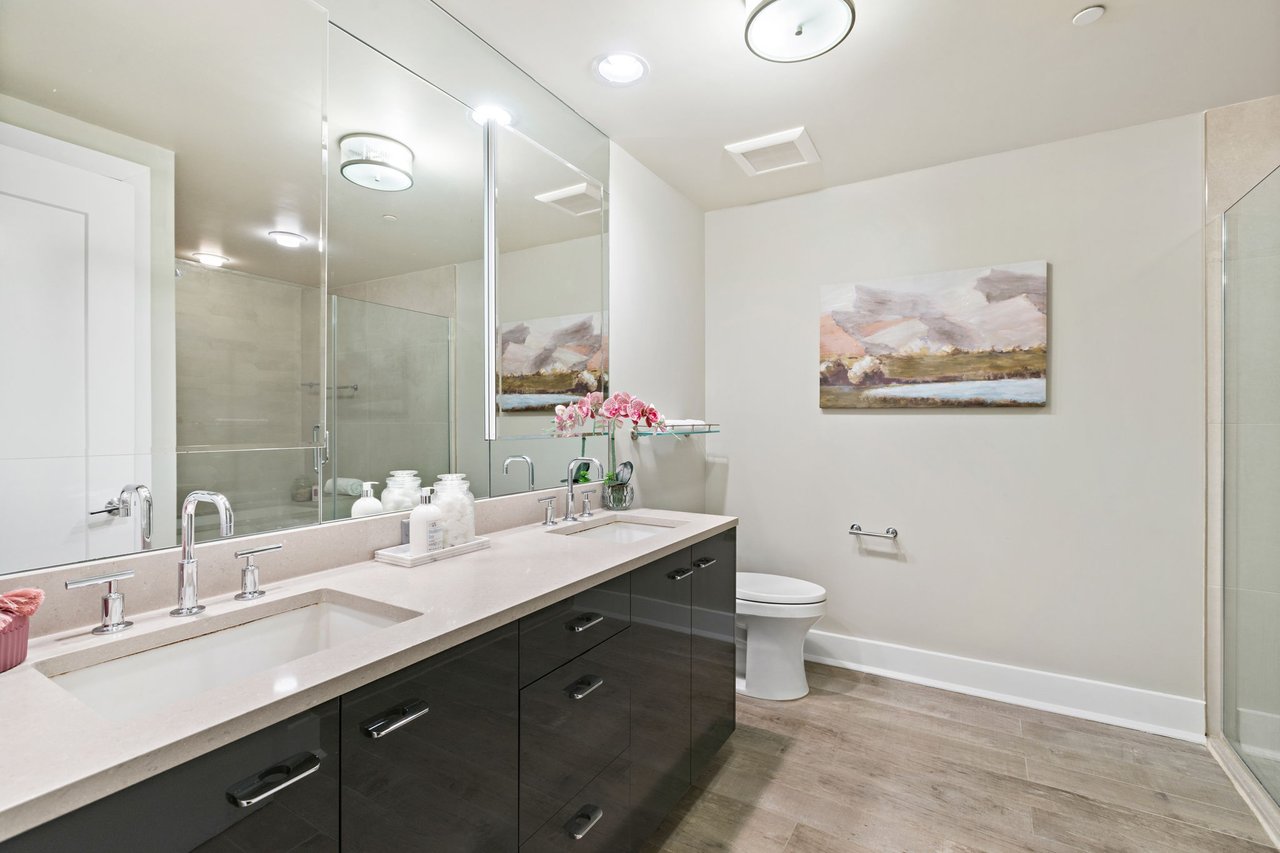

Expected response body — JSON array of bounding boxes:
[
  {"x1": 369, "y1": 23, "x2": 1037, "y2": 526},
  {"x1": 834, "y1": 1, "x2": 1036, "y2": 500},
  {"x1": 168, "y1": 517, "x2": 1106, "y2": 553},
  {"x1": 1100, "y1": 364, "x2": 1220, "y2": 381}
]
[
  {"x1": 745, "y1": 0, "x2": 855, "y2": 63},
  {"x1": 339, "y1": 133, "x2": 414, "y2": 192}
]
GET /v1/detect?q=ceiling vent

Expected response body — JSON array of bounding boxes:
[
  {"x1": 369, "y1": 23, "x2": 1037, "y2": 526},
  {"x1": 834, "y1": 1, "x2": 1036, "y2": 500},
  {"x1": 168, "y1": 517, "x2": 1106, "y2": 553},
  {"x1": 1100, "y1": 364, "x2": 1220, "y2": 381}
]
[
  {"x1": 725, "y1": 126, "x2": 820, "y2": 176},
  {"x1": 534, "y1": 182, "x2": 603, "y2": 216}
]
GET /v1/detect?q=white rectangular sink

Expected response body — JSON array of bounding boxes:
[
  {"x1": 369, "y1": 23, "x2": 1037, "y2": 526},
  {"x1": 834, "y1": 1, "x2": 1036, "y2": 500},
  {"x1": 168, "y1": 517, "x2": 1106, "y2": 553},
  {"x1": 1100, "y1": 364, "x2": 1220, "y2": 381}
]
[
  {"x1": 568, "y1": 522, "x2": 664, "y2": 543},
  {"x1": 551, "y1": 514, "x2": 686, "y2": 544},
  {"x1": 39, "y1": 591, "x2": 418, "y2": 721}
]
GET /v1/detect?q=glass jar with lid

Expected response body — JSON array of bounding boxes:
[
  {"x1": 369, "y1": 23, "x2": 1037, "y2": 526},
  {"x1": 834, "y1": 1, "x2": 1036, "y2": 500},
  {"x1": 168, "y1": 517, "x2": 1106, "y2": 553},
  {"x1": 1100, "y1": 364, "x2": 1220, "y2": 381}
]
[
  {"x1": 381, "y1": 470, "x2": 421, "y2": 512},
  {"x1": 432, "y1": 473, "x2": 475, "y2": 547}
]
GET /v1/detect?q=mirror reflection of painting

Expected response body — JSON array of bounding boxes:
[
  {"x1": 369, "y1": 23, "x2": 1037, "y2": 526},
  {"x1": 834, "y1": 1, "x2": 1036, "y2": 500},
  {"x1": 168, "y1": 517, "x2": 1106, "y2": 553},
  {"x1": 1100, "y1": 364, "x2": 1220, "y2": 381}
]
[
  {"x1": 819, "y1": 261, "x2": 1048, "y2": 408},
  {"x1": 498, "y1": 312, "x2": 607, "y2": 411}
]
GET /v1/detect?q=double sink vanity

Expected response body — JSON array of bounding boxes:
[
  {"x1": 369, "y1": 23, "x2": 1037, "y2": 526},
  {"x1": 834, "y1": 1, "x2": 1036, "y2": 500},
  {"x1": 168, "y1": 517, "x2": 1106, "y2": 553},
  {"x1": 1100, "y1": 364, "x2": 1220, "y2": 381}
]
[{"x1": 0, "y1": 508, "x2": 738, "y2": 851}]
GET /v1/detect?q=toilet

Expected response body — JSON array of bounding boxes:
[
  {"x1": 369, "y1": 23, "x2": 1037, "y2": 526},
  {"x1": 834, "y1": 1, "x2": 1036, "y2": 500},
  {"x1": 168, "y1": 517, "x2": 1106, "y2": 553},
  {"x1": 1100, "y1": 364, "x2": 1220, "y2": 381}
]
[{"x1": 735, "y1": 572, "x2": 827, "y2": 701}]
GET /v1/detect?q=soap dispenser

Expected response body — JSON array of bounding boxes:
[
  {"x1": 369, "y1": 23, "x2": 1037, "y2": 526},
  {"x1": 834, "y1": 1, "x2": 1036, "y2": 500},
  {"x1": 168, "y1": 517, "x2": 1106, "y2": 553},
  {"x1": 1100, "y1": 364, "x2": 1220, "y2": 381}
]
[
  {"x1": 351, "y1": 482, "x2": 383, "y2": 518},
  {"x1": 409, "y1": 487, "x2": 444, "y2": 555}
]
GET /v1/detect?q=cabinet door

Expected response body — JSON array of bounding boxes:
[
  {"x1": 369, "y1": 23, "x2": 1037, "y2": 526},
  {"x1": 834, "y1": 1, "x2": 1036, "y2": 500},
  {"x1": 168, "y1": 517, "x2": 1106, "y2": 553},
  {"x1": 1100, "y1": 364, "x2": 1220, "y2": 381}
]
[
  {"x1": 691, "y1": 529, "x2": 737, "y2": 782},
  {"x1": 628, "y1": 549, "x2": 692, "y2": 843},
  {"x1": 520, "y1": 752, "x2": 631, "y2": 853},
  {"x1": 341, "y1": 624, "x2": 519, "y2": 852},
  {"x1": 3, "y1": 701, "x2": 340, "y2": 853}
]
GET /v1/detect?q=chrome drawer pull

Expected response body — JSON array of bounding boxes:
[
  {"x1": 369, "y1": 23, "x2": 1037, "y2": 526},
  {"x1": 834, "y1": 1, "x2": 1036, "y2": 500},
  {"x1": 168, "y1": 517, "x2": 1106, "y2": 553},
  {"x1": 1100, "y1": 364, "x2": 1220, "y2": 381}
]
[
  {"x1": 565, "y1": 674, "x2": 604, "y2": 700},
  {"x1": 565, "y1": 804, "x2": 604, "y2": 840},
  {"x1": 667, "y1": 567, "x2": 694, "y2": 581},
  {"x1": 360, "y1": 698, "x2": 430, "y2": 739},
  {"x1": 225, "y1": 751, "x2": 321, "y2": 808},
  {"x1": 565, "y1": 612, "x2": 604, "y2": 633},
  {"x1": 693, "y1": 557, "x2": 717, "y2": 569}
]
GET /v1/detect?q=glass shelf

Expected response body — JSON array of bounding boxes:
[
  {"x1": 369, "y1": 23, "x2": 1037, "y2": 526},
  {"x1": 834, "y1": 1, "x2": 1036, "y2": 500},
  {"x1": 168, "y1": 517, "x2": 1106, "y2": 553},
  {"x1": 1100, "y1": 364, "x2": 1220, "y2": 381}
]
[{"x1": 630, "y1": 423, "x2": 720, "y2": 439}]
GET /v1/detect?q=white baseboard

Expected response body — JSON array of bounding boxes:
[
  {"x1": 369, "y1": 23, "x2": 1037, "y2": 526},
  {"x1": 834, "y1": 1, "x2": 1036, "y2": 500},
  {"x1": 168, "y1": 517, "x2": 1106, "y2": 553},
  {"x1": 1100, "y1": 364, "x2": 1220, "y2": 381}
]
[
  {"x1": 804, "y1": 629, "x2": 1206, "y2": 743},
  {"x1": 1235, "y1": 708, "x2": 1280, "y2": 763}
]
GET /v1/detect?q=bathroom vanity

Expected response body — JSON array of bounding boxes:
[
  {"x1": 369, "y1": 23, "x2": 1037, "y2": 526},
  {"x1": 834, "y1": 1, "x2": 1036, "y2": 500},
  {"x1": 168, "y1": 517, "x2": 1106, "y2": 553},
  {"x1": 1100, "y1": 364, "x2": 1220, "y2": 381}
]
[{"x1": 0, "y1": 513, "x2": 736, "y2": 852}]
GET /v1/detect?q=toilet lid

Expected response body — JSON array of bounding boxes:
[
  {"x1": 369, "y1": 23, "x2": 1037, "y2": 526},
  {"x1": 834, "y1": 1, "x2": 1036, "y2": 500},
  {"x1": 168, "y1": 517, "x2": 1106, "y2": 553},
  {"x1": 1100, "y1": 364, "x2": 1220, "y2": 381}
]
[{"x1": 736, "y1": 572, "x2": 827, "y2": 605}]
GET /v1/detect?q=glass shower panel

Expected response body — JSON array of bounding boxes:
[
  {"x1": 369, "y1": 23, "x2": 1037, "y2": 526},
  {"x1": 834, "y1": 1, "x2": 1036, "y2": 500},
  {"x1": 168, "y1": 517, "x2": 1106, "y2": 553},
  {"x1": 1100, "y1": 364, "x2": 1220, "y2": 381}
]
[
  {"x1": 1223, "y1": 164, "x2": 1280, "y2": 800},
  {"x1": 325, "y1": 295, "x2": 453, "y2": 520}
]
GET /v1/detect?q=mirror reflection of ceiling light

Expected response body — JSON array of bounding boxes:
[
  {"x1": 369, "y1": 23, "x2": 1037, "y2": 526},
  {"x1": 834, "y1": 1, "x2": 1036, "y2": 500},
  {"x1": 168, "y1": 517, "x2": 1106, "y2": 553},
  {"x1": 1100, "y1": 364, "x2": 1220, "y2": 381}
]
[
  {"x1": 470, "y1": 104, "x2": 513, "y2": 126},
  {"x1": 192, "y1": 252, "x2": 229, "y2": 267},
  {"x1": 268, "y1": 230, "x2": 308, "y2": 248},
  {"x1": 745, "y1": 0, "x2": 855, "y2": 63},
  {"x1": 339, "y1": 133, "x2": 414, "y2": 192},
  {"x1": 1072, "y1": 5, "x2": 1105, "y2": 25},
  {"x1": 593, "y1": 53, "x2": 648, "y2": 86}
]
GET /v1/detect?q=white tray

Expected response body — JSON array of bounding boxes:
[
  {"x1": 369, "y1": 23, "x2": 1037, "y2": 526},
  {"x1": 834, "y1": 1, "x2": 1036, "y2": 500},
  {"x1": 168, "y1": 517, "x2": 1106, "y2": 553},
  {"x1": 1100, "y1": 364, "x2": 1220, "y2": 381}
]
[{"x1": 374, "y1": 536, "x2": 491, "y2": 567}]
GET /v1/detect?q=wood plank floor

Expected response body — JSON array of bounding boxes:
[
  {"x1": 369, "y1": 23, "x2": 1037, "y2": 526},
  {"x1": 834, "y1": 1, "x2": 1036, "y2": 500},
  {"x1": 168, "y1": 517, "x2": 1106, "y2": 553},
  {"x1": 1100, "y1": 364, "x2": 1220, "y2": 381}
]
[{"x1": 642, "y1": 662, "x2": 1275, "y2": 852}]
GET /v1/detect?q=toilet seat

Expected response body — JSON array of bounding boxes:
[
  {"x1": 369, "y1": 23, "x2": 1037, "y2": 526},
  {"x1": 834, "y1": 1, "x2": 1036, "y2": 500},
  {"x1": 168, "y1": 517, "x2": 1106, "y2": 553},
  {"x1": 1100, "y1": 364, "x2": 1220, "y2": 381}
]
[{"x1": 736, "y1": 572, "x2": 826, "y2": 605}]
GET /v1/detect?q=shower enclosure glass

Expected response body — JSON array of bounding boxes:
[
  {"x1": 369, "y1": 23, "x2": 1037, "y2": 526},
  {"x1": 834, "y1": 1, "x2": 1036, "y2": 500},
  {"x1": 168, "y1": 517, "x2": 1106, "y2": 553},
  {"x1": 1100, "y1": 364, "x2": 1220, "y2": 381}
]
[
  {"x1": 1223, "y1": 164, "x2": 1280, "y2": 800},
  {"x1": 324, "y1": 295, "x2": 453, "y2": 520}
]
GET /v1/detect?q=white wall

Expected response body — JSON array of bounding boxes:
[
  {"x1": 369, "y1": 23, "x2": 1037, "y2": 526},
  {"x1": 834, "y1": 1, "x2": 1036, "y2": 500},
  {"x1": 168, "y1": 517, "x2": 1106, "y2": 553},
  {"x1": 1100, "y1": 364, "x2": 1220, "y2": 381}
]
[
  {"x1": 610, "y1": 144, "x2": 707, "y2": 513},
  {"x1": 705, "y1": 115, "x2": 1206, "y2": 734}
]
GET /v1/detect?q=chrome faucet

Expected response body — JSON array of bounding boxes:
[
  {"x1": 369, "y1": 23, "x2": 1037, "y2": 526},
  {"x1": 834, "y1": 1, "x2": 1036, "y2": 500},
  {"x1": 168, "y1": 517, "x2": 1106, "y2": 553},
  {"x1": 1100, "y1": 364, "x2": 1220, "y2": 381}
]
[
  {"x1": 174, "y1": 490, "x2": 234, "y2": 617},
  {"x1": 503, "y1": 455, "x2": 535, "y2": 491},
  {"x1": 564, "y1": 457, "x2": 601, "y2": 523},
  {"x1": 119, "y1": 484, "x2": 153, "y2": 550}
]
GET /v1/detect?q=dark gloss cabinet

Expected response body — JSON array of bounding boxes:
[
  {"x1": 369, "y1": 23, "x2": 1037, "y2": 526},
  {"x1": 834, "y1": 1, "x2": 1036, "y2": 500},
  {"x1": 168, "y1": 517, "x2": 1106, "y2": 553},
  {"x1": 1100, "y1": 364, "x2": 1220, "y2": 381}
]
[
  {"x1": 628, "y1": 549, "x2": 693, "y2": 842},
  {"x1": 691, "y1": 529, "x2": 738, "y2": 781},
  {"x1": 3, "y1": 700, "x2": 340, "y2": 853},
  {"x1": 341, "y1": 624, "x2": 519, "y2": 852}
]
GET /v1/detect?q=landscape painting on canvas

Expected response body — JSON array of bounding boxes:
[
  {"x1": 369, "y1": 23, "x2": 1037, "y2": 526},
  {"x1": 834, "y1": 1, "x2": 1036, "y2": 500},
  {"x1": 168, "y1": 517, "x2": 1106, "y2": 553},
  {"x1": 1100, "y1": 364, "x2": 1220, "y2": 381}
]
[
  {"x1": 819, "y1": 261, "x2": 1048, "y2": 408},
  {"x1": 499, "y1": 312, "x2": 606, "y2": 412}
]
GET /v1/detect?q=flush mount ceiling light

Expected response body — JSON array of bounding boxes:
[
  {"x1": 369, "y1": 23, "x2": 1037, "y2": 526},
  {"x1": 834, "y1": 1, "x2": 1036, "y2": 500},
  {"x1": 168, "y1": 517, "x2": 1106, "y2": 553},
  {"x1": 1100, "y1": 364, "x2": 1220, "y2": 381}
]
[
  {"x1": 471, "y1": 104, "x2": 513, "y2": 126},
  {"x1": 745, "y1": 0, "x2": 855, "y2": 63},
  {"x1": 339, "y1": 133, "x2": 414, "y2": 192},
  {"x1": 191, "y1": 252, "x2": 229, "y2": 267},
  {"x1": 593, "y1": 53, "x2": 648, "y2": 86},
  {"x1": 268, "y1": 230, "x2": 308, "y2": 248},
  {"x1": 1072, "y1": 5, "x2": 1105, "y2": 25}
]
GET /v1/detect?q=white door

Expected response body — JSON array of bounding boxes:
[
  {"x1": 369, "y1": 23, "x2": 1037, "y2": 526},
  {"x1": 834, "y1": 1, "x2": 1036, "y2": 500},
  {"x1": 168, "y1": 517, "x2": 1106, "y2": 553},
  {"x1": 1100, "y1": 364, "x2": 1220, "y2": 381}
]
[{"x1": 0, "y1": 125, "x2": 150, "y2": 571}]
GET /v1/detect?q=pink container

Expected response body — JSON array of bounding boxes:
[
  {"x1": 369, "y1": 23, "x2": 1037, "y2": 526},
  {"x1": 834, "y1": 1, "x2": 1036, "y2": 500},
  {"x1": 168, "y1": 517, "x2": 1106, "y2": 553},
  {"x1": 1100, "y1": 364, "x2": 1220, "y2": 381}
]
[{"x1": 0, "y1": 614, "x2": 30, "y2": 673}]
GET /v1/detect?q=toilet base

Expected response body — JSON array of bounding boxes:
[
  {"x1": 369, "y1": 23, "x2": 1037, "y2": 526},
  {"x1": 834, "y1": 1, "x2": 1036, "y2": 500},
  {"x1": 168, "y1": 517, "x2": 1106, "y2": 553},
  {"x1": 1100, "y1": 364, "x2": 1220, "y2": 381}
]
[{"x1": 735, "y1": 604, "x2": 824, "y2": 701}]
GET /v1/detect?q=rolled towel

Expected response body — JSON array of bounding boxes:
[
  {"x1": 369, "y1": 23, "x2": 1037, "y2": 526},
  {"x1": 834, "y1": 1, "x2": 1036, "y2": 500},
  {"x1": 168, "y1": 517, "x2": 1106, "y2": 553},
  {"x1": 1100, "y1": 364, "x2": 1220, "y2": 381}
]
[
  {"x1": 0, "y1": 588, "x2": 43, "y2": 617},
  {"x1": 324, "y1": 477, "x2": 364, "y2": 497}
]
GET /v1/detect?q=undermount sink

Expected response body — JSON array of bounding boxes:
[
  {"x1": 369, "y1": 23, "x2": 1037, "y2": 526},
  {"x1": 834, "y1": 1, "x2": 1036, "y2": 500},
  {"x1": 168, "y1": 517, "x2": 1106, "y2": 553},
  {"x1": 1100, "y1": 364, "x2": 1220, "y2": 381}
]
[
  {"x1": 38, "y1": 590, "x2": 419, "y2": 722},
  {"x1": 552, "y1": 514, "x2": 686, "y2": 544}
]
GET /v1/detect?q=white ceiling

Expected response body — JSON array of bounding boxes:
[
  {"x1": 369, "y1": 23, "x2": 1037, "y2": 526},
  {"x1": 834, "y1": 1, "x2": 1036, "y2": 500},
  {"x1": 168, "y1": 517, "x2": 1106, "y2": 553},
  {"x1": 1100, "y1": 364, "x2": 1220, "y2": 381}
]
[{"x1": 432, "y1": 0, "x2": 1280, "y2": 211}]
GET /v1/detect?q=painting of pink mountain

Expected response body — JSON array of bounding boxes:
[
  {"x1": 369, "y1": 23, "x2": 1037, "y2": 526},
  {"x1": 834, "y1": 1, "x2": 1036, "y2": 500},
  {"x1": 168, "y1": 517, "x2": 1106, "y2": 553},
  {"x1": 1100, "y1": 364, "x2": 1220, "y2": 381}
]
[
  {"x1": 820, "y1": 261, "x2": 1048, "y2": 408},
  {"x1": 499, "y1": 312, "x2": 607, "y2": 411}
]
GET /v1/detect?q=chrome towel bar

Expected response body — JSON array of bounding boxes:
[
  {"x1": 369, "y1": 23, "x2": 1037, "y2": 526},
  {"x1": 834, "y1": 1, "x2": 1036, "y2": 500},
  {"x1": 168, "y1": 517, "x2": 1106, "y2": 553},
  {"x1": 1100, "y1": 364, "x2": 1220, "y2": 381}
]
[{"x1": 849, "y1": 523, "x2": 898, "y2": 540}]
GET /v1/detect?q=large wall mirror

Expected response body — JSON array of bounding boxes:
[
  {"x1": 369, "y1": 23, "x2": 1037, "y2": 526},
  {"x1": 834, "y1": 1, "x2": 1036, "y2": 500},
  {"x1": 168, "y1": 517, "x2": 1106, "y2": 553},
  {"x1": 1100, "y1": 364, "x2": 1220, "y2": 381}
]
[{"x1": 0, "y1": 0, "x2": 608, "y2": 576}]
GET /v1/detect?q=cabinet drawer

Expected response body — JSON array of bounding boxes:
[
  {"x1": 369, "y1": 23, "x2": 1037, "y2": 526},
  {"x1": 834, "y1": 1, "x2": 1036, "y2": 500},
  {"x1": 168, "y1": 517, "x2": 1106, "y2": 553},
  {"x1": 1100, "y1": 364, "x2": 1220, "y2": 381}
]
[
  {"x1": 341, "y1": 625, "x2": 518, "y2": 852},
  {"x1": 520, "y1": 752, "x2": 632, "y2": 853},
  {"x1": 519, "y1": 629, "x2": 631, "y2": 843},
  {"x1": 4, "y1": 701, "x2": 340, "y2": 853},
  {"x1": 519, "y1": 573, "x2": 629, "y2": 688}
]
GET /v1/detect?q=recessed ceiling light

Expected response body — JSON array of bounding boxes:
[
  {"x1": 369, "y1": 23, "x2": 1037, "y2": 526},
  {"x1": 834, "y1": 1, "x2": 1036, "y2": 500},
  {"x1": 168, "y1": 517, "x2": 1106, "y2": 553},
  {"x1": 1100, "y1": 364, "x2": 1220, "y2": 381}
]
[
  {"x1": 192, "y1": 252, "x2": 229, "y2": 267},
  {"x1": 382, "y1": 213, "x2": 398, "y2": 222},
  {"x1": 268, "y1": 230, "x2": 308, "y2": 248},
  {"x1": 471, "y1": 104, "x2": 513, "y2": 126},
  {"x1": 745, "y1": 0, "x2": 855, "y2": 63},
  {"x1": 1072, "y1": 5, "x2": 1105, "y2": 25},
  {"x1": 593, "y1": 53, "x2": 648, "y2": 86},
  {"x1": 339, "y1": 133, "x2": 414, "y2": 192}
]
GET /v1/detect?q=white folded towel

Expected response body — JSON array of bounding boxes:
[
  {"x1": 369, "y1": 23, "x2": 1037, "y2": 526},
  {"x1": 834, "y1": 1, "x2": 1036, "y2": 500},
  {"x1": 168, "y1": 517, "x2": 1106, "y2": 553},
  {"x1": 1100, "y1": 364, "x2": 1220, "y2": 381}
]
[
  {"x1": 324, "y1": 477, "x2": 364, "y2": 496},
  {"x1": 664, "y1": 419, "x2": 707, "y2": 427}
]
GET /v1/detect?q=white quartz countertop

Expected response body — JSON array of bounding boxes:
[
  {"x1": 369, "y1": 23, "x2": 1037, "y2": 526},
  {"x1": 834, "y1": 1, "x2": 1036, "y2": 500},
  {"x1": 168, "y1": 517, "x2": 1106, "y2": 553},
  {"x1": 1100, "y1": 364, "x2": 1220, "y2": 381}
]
[{"x1": 0, "y1": 509, "x2": 737, "y2": 842}]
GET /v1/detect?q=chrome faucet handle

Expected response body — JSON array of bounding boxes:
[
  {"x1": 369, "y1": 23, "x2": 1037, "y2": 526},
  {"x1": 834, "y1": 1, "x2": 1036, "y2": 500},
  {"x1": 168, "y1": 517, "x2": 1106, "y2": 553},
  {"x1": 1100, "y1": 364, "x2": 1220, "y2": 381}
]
[
  {"x1": 579, "y1": 490, "x2": 596, "y2": 519},
  {"x1": 65, "y1": 570, "x2": 135, "y2": 635},
  {"x1": 539, "y1": 496, "x2": 558, "y2": 527},
  {"x1": 233, "y1": 544, "x2": 281, "y2": 601}
]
